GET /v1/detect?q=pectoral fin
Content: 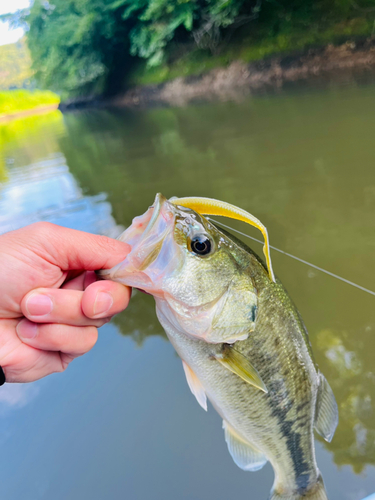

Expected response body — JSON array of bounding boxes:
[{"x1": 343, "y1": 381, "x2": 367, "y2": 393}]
[
  {"x1": 314, "y1": 372, "x2": 338, "y2": 442},
  {"x1": 182, "y1": 361, "x2": 207, "y2": 411},
  {"x1": 215, "y1": 345, "x2": 268, "y2": 393},
  {"x1": 223, "y1": 420, "x2": 267, "y2": 471}
]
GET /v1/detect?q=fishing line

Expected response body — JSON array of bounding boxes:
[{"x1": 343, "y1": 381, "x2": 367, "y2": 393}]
[{"x1": 207, "y1": 217, "x2": 375, "y2": 297}]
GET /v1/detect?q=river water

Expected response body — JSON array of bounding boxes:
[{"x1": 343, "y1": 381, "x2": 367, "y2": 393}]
[{"x1": 0, "y1": 83, "x2": 375, "y2": 500}]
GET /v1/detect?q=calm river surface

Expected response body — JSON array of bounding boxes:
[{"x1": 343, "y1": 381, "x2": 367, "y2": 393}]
[{"x1": 1, "y1": 82, "x2": 375, "y2": 500}]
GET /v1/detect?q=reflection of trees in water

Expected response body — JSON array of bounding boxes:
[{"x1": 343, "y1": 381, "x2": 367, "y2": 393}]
[
  {"x1": 315, "y1": 327, "x2": 375, "y2": 473},
  {"x1": 59, "y1": 103, "x2": 294, "y2": 227},
  {"x1": 0, "y1": 111, "x2": 65, "y2": 176},
  {"x1": 59, "y1": 103, "x2": 375, "y2": 472},
  {"x1": 111, "y1": 289, "x2": 167, "y2": 345},
  {"x1": 59, "y1": 106, "x2": 234, "y2": 229}
]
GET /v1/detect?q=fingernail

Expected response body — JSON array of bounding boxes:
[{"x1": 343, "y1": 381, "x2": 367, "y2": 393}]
[
  {"x1": 26, "y1": 294, "x2": 53, "y2": 316},
  {"x1": 16, "y1": 319, "x2": 38, "y2": 339},
  {"x1": 93, "y1": 292, "x2": 113, "y2": 316}
]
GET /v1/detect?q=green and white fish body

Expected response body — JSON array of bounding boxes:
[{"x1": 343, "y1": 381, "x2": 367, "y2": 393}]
[{"x1": 100, "y1": 194, "x2": 338, "y2": 500}]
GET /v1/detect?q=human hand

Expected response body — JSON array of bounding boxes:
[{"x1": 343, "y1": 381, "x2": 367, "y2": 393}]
[{"x1": 0, "y1": 222, "x2": 131, "y2": 383}]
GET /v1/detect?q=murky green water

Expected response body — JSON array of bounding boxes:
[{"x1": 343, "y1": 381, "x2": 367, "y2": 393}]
[{"x1": 1, "y1": 83, "x2": 375, "y2": 500}]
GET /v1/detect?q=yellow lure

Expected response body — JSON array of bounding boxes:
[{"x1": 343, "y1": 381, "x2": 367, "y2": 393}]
[{"x1": 171, "y1": 196, "x2": 276, "y2": 283}]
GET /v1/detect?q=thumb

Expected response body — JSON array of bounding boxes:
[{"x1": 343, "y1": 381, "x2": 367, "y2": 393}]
[{"x1": 23, "y1": 222, "x2": 130, "y2": 271}]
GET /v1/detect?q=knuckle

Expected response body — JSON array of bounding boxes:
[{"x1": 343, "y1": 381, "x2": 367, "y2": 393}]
[
  {"x1": 97, "y1": 235, "x2": 120, "y2": 255},
  {"x1": 57, "y1": 362, "x2": 66, "y2": 373},
  {"x1": 58, "y1": 352, "x2": 74, "y2": 372}
]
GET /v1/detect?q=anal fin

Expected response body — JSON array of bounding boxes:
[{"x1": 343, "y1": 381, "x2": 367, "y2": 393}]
[
  {"x1": 182, "y1": 361, "x2": 207, "y2": 411},
  {"x1": 223, "y1": 420, "x2": 267, "y2": 471},
  {"x1": 314, "y1": 372, "x2": 338, "y2": 442}
]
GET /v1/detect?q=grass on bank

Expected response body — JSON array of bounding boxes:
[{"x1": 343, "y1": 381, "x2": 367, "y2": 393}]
[
  {"x1": 0, "y1": 89, "x2": 60, "y2": 117},
  {"x1": 129, "y1": 16, "x2": 375, "y2": 87}
]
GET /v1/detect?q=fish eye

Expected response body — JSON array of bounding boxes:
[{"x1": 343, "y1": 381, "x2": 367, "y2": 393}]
[{"x1": 189, "y1": 235, "x2": 213, "y2": 256}]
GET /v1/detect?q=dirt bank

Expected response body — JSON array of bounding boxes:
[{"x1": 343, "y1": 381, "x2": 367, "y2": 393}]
[
  {"x1": 61, "y1": 38, "x2": 375, "y2": 110},
  {"x1": 0, "y1": 103, "x2": 59, "y2": 123}
]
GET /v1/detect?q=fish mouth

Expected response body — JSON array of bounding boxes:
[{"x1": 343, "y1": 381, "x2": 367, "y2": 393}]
[{"x1": 98, "y1": 193, "x2": 178, "y2": 292}]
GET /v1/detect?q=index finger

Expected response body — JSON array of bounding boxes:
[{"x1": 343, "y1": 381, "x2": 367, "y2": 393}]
[{"x1": 23, "y1": 223, "x2": 130, "y2": 271}]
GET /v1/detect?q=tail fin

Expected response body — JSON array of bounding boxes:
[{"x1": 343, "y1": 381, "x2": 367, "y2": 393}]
[{"x1": 269, "y1": 475, "x2": 328, "y2": 500}]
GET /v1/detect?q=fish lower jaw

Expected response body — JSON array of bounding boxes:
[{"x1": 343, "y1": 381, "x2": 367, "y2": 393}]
[{"x1": 100, "y1": 267, "x2": 165, "y2": 296}]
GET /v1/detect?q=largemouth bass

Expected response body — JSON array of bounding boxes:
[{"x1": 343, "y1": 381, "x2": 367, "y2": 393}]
[{"x1": 99, "y1": 193, "x2": 338, "y2": 500}]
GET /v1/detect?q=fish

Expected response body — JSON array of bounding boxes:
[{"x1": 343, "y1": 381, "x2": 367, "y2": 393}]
[{"x1": 99, "y1": 193, "x2": 338, "y2": 500}]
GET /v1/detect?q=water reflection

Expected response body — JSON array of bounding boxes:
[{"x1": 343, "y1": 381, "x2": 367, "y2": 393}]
[
  {"x1": 0, "y1": 151, "x2": 123, "y2": 237},
  {"x1": 57, "y1": 100, "x2": 375, "y2": 477},
  {"x1": 0, "y1": 91, "x2": 374, "y2": 499},
  {"x1": 0, "y1": 383, "x2": 40, "y2": 413},
  {"x1": 112, "y1": 291, "x2": 166, "y2": 345},
  {"x1": 0, "y1": 111, "x2": 64, "y2": 175},
  {"x1": 315, "y1": 327, "x2": 375, "y2": 473}
]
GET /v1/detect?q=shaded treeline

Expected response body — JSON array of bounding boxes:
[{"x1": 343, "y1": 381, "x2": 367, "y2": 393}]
[{"x1": 5, "y1": 0, "x2": 375, "y2": 98}]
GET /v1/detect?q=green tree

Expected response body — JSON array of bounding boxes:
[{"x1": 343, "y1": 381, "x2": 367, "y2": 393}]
[
  {"x1": 25, "y1": 0, "x2": 133, "y2": 97},
  {"x1": 15, "y1": 0, "x2": 262, "y2": 96},
  {"x1": 5, "y1": 0, "x2": 375, "y2": 97},
  {"x1": 0, "y1": 38, "x2": 34, "y2": 90}
]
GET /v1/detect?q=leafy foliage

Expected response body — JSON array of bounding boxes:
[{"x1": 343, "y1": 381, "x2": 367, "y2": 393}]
[
  {"x1": 24, "y1": 0, "x2": 132, "y2": 98},
  {"x1": 7, "y1": 0, "x2": 375, "y2": 97},
  {"x1": 124, "y1": 0, "x2": 196, "y2": 66},
  {"x1": 0, "y1": 38, "x2": 34, "y2": 91},
  {"x1": 17, "y1": 0, "x2": 262, "y2": 95}
]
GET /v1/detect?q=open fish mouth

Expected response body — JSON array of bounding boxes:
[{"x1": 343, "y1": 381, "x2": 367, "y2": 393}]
[
  {"x1": 98, "y1": 193, "x2": 179, "y2": 292},
  {"x1": 117, "y1": 193, "x2": 168, "y2": 253}
]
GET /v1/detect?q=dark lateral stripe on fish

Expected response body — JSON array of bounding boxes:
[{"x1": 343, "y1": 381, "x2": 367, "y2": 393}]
[
  {"x1": 270, "y1": 403, "x2": 312, "y2": 493},
  {"x1": 296, "y1": 401, "x2": 310, "y2": 413}
]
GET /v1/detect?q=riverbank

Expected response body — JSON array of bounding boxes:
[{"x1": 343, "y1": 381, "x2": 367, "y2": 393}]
[
  {"x1": 0, "y1": 90, "x2": 60, "y2": 121},
  {"x1": 0, "y1": 104, "x2": 60, "y2": 123},
  {"x1": 59, "y1": 38, "x2": 375, "y2": 111}
]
